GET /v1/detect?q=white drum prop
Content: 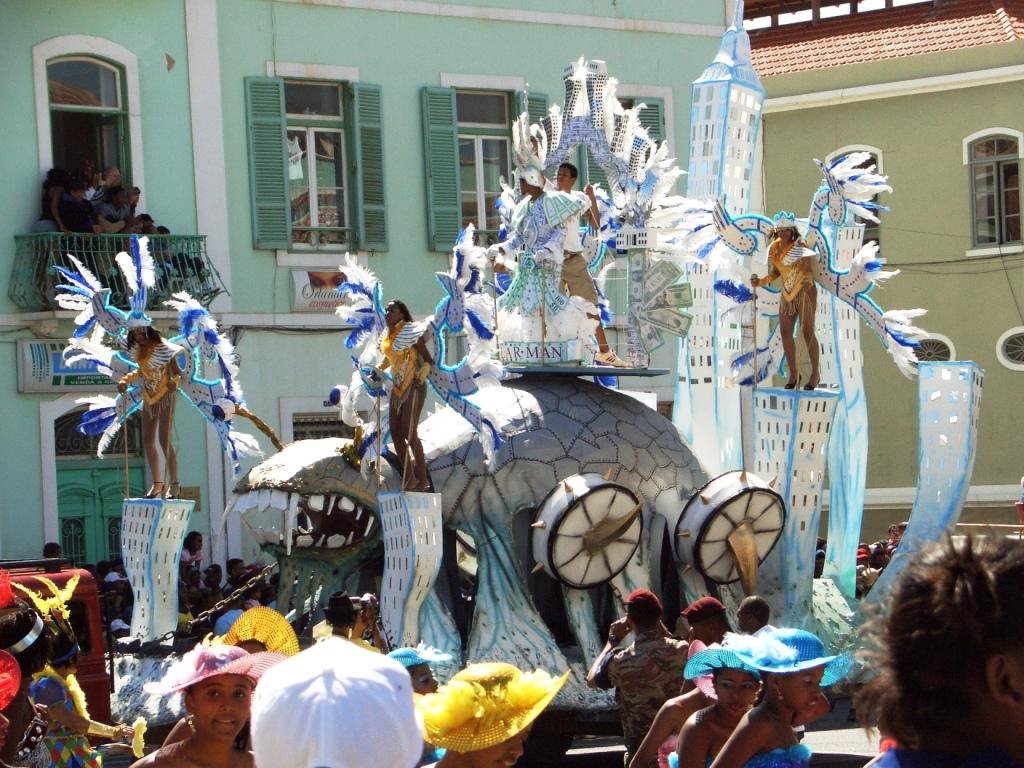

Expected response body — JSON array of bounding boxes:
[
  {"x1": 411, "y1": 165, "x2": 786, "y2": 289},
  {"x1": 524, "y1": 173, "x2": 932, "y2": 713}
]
[
  {"x1": 675, "y1": 470, "x2": 785, "y2": 594},
  {"x1": 531, "y1": 473, "x2": 643, "y2": 588}
]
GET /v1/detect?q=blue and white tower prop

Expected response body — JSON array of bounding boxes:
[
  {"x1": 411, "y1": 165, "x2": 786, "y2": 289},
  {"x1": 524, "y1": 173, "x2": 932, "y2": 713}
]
[
  {"x1": 751, "y1": 389, "x2": 838, "y2": 627},
  {"x1": 816, "y1": 224, "x2": 870, "y2": 598},
  {"x1": 672, "y1": 0, "x2": 765, "y2": 475},
  {"x1": 378, "y1": 490, "x2": 444, "y2": 647},
  {"x1": 122, "y1": 498, "x2": 193, "y2": 640},
  {"x1": 863, "y1": 361, "x2": 984, "y2": 608}
]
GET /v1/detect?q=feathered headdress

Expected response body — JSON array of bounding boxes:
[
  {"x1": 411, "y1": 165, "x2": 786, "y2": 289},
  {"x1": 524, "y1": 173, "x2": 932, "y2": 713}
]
[{"x1": 12, "y1": 574, "x2": 80, "y2": 664}]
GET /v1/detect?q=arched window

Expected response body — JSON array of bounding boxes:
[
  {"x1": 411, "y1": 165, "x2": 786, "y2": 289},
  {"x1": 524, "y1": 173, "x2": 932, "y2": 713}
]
[
  {"x1": 966, "y1": 132, "x2": 1021, "y2": 247},
  {"x1": 47, "y1": 56, "x2": 129, "y2": 181}
]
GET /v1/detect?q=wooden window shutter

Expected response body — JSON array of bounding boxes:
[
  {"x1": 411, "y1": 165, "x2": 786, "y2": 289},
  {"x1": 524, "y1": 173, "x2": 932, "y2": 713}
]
[
  {"x1": 244, "y1": 77, "x2": 291, "y2": 249},
  {"x1": 421, "y1": 86, "x2": 460, "y2": 252},
  {"x1": 351, "y1": 82, "x2": 388, "y2": 251}
]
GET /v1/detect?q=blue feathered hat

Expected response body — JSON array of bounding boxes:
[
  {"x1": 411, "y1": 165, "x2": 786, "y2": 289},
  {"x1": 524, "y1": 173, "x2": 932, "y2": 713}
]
[{"x1": 718, "y1": 629, "x2": 850, "y2": 687}]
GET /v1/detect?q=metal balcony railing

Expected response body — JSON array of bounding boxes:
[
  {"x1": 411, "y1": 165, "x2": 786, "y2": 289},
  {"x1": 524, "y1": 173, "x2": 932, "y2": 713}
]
[{"x1": 9, "y1": 233, "x2": 225, "y2": 312}]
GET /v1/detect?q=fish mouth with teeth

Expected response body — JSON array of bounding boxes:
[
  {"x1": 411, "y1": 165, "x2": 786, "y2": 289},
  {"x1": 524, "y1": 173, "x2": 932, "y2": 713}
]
[{"x1": 228, "y1": 437, "x2": 397, "y2": 557}]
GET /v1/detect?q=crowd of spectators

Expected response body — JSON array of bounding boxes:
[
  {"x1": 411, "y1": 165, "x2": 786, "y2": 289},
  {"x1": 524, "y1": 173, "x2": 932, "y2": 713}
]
[{"x1": 33, "y1": 165, "x2": 167, "y2": 237}]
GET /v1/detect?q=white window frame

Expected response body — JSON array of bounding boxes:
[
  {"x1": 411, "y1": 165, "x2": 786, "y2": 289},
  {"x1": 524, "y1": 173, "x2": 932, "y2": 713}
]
[
  {"x1": 963, "y1": 128, "x2": 1023, "y2": 252},
  {"x1": 996, "y1": 326, "x2": 1024, "y2": 372},
  {"x1": 451, "y1": 86, "x2": 513, "y2": 236},
  {"x1": 32, "y1": 36, "x2": 145, "y2": 208},
  {"x1": 284, "y1": 81, "x2": 350, "y2": 253}
]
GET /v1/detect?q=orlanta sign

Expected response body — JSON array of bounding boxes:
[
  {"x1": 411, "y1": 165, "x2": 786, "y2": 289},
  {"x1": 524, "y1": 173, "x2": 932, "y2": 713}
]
[
  {"x1": 291, "y1": 270, "x2": 349, "y2": 312},
  {"x1": 17, "y1": 339, "x2": 114, "y2": 393}
]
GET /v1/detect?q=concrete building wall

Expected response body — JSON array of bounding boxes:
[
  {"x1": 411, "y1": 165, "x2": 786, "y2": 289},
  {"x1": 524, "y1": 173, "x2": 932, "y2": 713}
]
[{"x1": 759, "y1": 43, "x2": 1024, "y2": 540}]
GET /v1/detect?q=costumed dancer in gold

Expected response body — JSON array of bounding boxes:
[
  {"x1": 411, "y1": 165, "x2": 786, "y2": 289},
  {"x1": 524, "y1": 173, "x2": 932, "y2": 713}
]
[
  {"x1": 117, "y1": 316, "x2": 183, "y2": 498},
  {"x1": 751, "y1": 212, "x2": 820, "y2": 390},
  {"x1": 377, "y1": 300, "x2": 434, "y2": 491}
]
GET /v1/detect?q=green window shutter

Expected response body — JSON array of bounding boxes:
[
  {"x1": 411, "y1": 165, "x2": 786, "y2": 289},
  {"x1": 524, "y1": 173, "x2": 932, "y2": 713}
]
[
  {"x1": 351, "y1": 82, "x2": 388, "y2": 251},
  {"x1": 515, "y1": 91, "x2": 549, "y2": 126},
  {"x1": 244, "y1": 77, "x2": 291, "y2": 249},
  {"x1": 421, "y1": 86, "x2": 460, "y2": 252},
  {"x1": 637, "y1": 97, "x2": 665, "y2": 142},
  {"x1": 585, "y1": 148, "x2": 610, "y2": 193}
]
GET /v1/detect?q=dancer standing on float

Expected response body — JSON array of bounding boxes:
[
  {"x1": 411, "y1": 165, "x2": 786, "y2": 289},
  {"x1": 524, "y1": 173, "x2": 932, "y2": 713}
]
[
  {"x1": 750, "y1": 212, "x2": 820, "y2": 390},
  {"x1": 376, "y1": 299, "x2": 434, "y2": 491},
  {"x1": 487, "y1": 109, "x2": 598, "y2": 355},
  {"x1": 118, "y1": 316, "x2": 183, "y2": 498},
  {"x1": 554, "y1": 162, "x2": 628, "y2": 367}
]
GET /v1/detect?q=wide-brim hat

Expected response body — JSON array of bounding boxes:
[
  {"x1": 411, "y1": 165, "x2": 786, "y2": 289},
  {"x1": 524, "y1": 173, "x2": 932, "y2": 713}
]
[
  {"x1": 684, "y1": 644, "x2": 762, "y2": 699},
  {"x1": 0, "y1": 650, "x2": 21, "y2": 710},
  {"x1": 418, "y1": 662, "x2": 569, "y2": 752},
  {"x1": 144, "y1": 643, "x2": 286, "y2": 695},
  {"x1": 221, "y1": 606, "x2": 300, "y2": 656},
  {"x1": 388, "y1": 644, "x2": 452, "y2": 670},
  {"x1": 723, "y1": 629, "x2": 850, "y2": 687}
]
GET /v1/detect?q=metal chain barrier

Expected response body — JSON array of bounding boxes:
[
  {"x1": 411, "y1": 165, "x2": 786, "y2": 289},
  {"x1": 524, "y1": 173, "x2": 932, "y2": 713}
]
[{"x1": 187, "y1": 562, "x2": 278, "y2": 630}]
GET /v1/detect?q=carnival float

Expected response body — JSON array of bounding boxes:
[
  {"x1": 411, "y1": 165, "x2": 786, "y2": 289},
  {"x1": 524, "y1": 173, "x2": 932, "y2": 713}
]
[{"x1": 52, "y1": 0, "x2": 983, "y2": 734}]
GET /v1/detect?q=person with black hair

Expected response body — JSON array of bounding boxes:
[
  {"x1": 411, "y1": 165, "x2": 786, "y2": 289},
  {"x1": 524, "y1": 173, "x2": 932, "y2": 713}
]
[
  {"x1": 554, "y1": 162, "x2": 628, "y2": 368},
  {"x1": 34, "y1": 169, "x2": 71, "y2": 233},
  {"x1": 0, "y1": 571, "x2": 52, "y2": 766},
  {"x1": 118, "y1": 321, "x2": 183, "y2": 498},
  {"x1": 57, "y1": 179, "x2": 101, "y2": 235},
  {"x1": 855, "y1": 535, "x2": 1024, "y2": 767},
  {"x1": 30, "y1": 632, "x2": 132, "y2": 767},
  {"x1": 375, "y1": 299, "x2": 434, "y2": 491}
]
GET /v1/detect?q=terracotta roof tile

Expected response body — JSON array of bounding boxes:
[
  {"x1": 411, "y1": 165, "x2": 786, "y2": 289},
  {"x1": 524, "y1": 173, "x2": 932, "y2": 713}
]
[{"x1": 749, "y1": 0, "x2": 1024, "y2": 76}]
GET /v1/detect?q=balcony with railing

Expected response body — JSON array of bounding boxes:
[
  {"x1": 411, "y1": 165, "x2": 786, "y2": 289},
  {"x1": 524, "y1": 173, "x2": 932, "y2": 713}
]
[{"x1": 9, "y1": 233, "x2": 225, "y2": 312}]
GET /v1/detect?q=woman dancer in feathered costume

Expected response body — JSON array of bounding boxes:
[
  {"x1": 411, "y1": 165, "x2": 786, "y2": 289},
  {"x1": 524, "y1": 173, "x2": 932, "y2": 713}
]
[
  {"x1": 54, "y1": 236, "x2": 266, "y2": 497},
  {"x1": 676, "y1": 153, "x2": 927, "y2": 384},
  {"x1": 330, "y1": 242, "x2": 502, "y2": 484}
]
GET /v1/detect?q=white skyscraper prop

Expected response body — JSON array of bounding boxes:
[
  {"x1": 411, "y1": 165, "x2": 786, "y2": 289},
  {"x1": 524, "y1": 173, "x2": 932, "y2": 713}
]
[{"x1": 673, "y1": 0, "x2": 765, "y2": 475}]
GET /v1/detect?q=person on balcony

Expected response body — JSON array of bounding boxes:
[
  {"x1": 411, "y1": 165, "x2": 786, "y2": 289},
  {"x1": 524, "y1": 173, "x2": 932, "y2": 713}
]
[
  {"x1": 57, "y1": 179, "x2": 100, "y2": 235},
  {"x1": 33, "y1": 168, "x2": 70, "y2": 233},
  {"x1": 85, "y1": 166, "x2": 121, "y2": 205},
  {"x1": 95, "y1": 186, "x2": 137, "y2": 234}
]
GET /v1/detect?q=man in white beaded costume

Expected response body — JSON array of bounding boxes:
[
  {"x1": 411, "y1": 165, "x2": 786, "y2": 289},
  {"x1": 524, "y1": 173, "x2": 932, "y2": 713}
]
[{"x1": 486, "y1": 165, "x2": 598, "y2": 355}]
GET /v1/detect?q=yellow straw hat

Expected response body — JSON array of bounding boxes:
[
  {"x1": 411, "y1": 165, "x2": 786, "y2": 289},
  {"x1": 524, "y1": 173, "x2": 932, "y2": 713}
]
[
  {"x1": 417, "y1": 662, "x2": 569, "y2": 753},
  {"x1": 221, "y1": 606, "x2": 300, "y2": 656}
]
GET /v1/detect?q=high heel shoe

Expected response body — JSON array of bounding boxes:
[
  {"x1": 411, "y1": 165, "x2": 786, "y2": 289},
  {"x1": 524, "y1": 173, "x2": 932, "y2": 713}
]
[
  {"x1": 164, "y1": 483, "x2": 180, "y2": 499},
  {"x1": 145, "y1": 482, "x2": 165, "y2": 499},
  {"x1": 784, "y1": 377, "x2": 800, "y2": 390},
  {"x1": 803, "y1": 379, "x2": 819, "y2": 391}
]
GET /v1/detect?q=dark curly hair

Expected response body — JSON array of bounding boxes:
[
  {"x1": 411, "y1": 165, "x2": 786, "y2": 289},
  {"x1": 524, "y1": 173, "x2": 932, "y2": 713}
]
[
  {"x1": 854, "y1": 535, "x2": 1024, "y2": 748},
  {"x1": 0, "y1": 599, "x2": 52, "y2": 678}
]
